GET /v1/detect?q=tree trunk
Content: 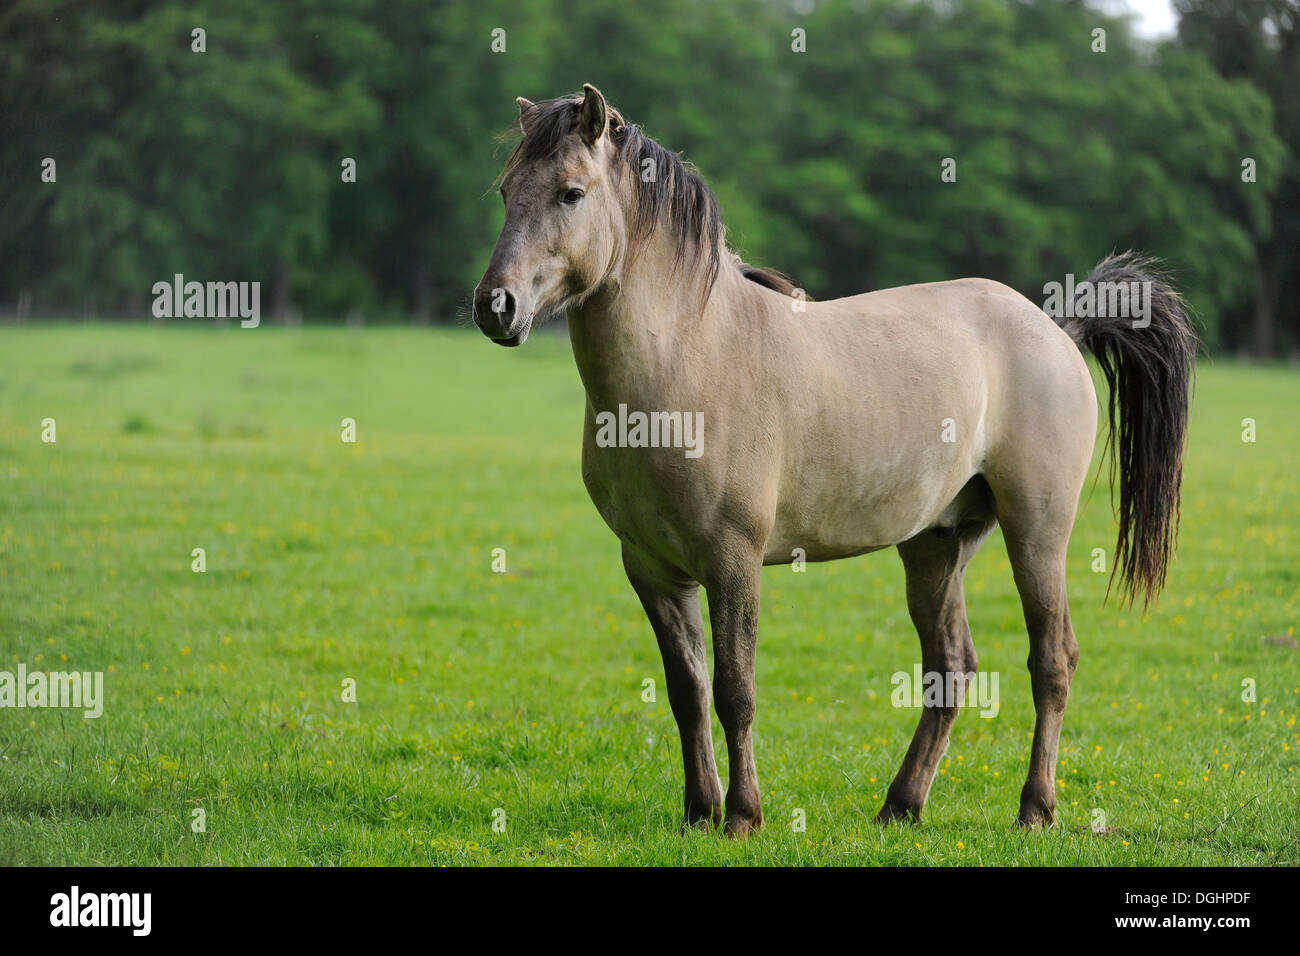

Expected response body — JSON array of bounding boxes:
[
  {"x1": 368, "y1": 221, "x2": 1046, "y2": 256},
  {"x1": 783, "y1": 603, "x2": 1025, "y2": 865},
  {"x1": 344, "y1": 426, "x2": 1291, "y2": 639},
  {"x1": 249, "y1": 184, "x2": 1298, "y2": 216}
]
[
  {"x1": 411, "y1": 228, "x2": 434, "y2": 325},
  {"x1": 1251, "y1": 250, "x2": 1282, "y2": 358},
  {"x1": 273, "y1": 260, "x2": 292, "y2": 322}
]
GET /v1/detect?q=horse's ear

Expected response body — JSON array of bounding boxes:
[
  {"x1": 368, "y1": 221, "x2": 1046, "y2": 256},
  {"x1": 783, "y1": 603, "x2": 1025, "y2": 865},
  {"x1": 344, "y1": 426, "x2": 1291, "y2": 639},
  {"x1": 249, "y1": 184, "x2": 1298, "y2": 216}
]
[
  {"x1": 516, "y1": 97, "x2": 536, "y2": 133},
  {"x1": 578, "y1": 83, "x2": 607, "y2": 147}
]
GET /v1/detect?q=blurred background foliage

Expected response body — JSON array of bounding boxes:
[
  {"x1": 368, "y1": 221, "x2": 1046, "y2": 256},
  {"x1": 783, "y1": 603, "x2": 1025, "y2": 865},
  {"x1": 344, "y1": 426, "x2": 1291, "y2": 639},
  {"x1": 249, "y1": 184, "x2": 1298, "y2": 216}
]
[{"x1": 1, "y1": 0, "x2": 1295, "y2": 353}]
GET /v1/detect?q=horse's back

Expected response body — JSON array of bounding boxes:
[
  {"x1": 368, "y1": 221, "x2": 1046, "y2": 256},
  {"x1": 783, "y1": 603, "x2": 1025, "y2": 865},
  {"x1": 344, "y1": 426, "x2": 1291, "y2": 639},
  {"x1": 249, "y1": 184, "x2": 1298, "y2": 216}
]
[
  {"x1": 819, "y1": 277, "x2": 1067, "y2": 348},
  {"x1": 812, "y1": 276, "x2": 1094, "y2": 414}
]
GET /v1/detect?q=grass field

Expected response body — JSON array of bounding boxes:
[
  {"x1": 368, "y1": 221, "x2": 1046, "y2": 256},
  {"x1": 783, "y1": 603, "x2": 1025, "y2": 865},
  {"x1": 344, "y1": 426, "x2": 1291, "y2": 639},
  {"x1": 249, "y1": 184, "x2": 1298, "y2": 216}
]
[{"x1": 0, "y1": 323, "x2": 1296, "y2": 866}]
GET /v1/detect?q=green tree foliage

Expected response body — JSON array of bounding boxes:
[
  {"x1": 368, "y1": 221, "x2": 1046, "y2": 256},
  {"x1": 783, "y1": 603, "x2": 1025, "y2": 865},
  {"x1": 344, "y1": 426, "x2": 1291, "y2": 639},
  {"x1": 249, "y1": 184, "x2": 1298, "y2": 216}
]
[
  {"x1": 0, "y1": 0, "x2": 1290, "y2": 351},
  {"x1": 1175, "y1": 0, "x2": 1298, "y2": 354}
]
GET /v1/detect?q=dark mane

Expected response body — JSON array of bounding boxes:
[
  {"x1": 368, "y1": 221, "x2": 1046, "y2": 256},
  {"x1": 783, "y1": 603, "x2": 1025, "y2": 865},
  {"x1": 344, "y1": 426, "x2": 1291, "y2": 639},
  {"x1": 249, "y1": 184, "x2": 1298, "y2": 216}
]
[
  {"x1": 739, "y1": 265, "x2": 801, "y2": 297},
  {"x1": 498, "y1": 94, "x2": 797, "y2": 300}
]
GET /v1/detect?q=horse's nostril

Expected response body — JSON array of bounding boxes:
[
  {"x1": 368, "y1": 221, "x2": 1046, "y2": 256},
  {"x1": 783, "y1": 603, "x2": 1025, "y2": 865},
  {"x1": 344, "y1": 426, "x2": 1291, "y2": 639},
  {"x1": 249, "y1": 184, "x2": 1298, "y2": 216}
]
[
  {"x1": 494, "y1": 289, "x2": 516, "y2": 319},
  {"x1": 475, "y1": 284, "x2": 516, "y2": 329}
]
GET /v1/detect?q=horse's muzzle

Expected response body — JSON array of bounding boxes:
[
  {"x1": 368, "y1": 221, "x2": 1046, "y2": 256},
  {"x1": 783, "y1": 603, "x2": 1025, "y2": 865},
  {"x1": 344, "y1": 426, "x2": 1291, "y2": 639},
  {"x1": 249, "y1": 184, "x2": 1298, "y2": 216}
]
[{"x1": 473, "y1": 282, "x2": 533, "y2": 346}]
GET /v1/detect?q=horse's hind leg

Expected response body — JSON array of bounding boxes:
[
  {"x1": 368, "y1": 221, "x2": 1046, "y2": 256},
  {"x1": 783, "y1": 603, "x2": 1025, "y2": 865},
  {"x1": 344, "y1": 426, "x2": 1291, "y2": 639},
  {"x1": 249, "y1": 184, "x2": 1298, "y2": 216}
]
[
  {"x1": 877, "y1": 518, "x2": 995, "y2": 823},
  {"x1": 985, "y1": 455, "x2": 1085, "y2": 826},
  {"x1": 983, "y1": 322, "x2": 1094, "y2": 826},
  {"x1": 623, "y1": 545, "x2": 725, "y2": 830},
  {"x1": 1001, "y1": 517, "x2": 1079, "y2": 827}
]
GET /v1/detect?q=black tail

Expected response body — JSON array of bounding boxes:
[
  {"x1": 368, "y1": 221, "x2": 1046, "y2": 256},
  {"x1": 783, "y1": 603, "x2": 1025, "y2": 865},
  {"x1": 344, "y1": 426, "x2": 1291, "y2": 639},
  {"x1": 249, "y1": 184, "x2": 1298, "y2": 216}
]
[{"x1": 1055, "y1": 252, "x2": 1199, "y2": 608}]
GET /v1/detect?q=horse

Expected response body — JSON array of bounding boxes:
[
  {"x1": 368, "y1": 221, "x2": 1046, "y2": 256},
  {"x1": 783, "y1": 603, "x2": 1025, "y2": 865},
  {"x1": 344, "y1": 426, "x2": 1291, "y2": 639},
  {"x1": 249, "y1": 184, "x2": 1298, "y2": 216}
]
[{"x1": 473, "y1": 84, "x2": 1197, "y2": 837}]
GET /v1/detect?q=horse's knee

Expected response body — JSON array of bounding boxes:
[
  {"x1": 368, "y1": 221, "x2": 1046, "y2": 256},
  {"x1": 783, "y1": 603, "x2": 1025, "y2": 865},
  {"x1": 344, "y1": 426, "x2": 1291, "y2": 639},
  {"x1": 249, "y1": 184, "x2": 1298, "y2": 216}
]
[{"x1": 713, "y1": 680, "x2": 755, "y2": 733}]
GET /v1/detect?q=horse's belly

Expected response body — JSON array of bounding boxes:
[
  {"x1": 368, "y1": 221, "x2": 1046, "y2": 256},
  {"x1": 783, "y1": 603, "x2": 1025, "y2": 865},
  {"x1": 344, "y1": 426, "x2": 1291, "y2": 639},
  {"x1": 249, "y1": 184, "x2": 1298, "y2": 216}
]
[
  {"x1": 764, "y1": 496, "x2": 932, "y2": 563},
  {"x1": 763, "y1": 444, "x2": 980, "y2": 564}
]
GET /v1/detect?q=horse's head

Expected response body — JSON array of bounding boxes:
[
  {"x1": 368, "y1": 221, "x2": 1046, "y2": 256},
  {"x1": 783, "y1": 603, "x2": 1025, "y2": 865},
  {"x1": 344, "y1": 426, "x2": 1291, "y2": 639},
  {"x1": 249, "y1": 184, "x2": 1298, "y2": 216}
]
[{"x1": 474, "y1": 84, "x2": 624, "y2": 347}]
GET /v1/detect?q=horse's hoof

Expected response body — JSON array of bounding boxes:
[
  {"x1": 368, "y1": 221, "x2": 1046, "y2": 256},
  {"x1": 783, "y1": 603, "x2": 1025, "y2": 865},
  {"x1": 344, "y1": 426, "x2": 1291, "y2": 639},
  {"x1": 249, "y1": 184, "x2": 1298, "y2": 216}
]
[
  {"x1": 681, "y1": 805, "x2": 723, "y2": 833},
  {"x1": 876, "y1": 786, "x2": 924, "y2": 824},
  {"x1": 723, "y1": 811, "x2": 763, "y2": 840},
  {"x1": 1017, "y1": 811, "x2": 1056, "y2": 829},
  {"x1": 875, "y1": 802, "x2": 922, "y2": 824},
  {"x1": 1017, "y1": 782, "x2": 1056, "y2": 828},
  {"x1": 1017, "y1": 801, "x2": 1056, "y2": 828}
]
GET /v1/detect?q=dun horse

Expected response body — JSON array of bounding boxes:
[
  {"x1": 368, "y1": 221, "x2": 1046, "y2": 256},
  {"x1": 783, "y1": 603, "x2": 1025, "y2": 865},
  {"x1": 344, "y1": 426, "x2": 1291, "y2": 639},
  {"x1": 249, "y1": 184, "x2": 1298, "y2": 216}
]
[{"x1": 474, "y1": 85, "x2": 1196, "y2": 836}]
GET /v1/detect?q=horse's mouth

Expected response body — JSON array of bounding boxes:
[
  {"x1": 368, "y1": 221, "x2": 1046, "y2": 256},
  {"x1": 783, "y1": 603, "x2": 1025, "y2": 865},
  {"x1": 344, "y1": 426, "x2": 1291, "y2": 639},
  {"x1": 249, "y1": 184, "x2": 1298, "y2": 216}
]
[
  {"x1": 491, "y1": 328, "x2": 529, "y2": 348},
  {"x1": 490, "y1": 314, "x2": 533, "y2": 348}
]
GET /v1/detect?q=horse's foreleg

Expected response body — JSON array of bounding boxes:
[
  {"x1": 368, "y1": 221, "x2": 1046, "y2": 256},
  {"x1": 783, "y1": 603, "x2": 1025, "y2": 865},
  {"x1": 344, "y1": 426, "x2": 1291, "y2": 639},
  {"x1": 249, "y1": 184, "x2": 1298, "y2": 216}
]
[
  {"x1": 623, "y1": 545, "x2": 724, "y2": 830},
  {"x1": 878, "y1": 523, "x2": 992, "y2": 823},
  {"x1": 706, "y1": 560, "x2": 763, "y2": 839}
]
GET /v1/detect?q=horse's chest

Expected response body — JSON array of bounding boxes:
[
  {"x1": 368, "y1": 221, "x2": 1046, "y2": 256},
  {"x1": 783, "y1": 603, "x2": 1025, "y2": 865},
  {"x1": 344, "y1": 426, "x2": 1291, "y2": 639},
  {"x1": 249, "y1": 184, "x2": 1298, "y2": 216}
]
[
  {"x1": 579, "y1": 434, "x2": 703, "y2": 557},
  {"x1": 581, "y1": 444, "x2": 657, "y2": 532},
  {"x1": 580, "y1": 449, "x2": 621, "y2": 526}
]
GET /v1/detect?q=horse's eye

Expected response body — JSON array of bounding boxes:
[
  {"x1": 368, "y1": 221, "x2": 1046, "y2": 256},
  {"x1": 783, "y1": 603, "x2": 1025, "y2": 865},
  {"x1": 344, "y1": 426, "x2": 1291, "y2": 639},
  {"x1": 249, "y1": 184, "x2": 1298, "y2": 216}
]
[{"x1": 561, "y1": 188, "x2": 585, "y2": 205}]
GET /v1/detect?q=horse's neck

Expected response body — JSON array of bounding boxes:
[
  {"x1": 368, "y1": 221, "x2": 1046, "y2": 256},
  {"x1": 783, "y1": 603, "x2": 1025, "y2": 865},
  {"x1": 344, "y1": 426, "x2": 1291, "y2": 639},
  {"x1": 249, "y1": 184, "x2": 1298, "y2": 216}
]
[
  {"x1": 566, "y1": 269, "x2": 696, "y2": 408},
  {"x1": 567, "y1": 260, "x2": 741, "y2": 410}
]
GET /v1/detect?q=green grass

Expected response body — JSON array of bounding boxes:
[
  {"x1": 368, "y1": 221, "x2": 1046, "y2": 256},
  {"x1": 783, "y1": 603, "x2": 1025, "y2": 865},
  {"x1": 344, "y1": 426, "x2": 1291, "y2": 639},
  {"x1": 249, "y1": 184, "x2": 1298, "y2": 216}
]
[{"x1": 0, "y1": 323, "x2": 1296, "y2": 866}]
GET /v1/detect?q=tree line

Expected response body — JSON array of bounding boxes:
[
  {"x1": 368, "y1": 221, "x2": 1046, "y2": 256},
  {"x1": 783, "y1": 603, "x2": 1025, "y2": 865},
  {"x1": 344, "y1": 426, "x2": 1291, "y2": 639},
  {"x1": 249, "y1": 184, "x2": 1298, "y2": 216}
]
[{"x1": 1, "y1": 0, "x2": 1295, "y2": 354}]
